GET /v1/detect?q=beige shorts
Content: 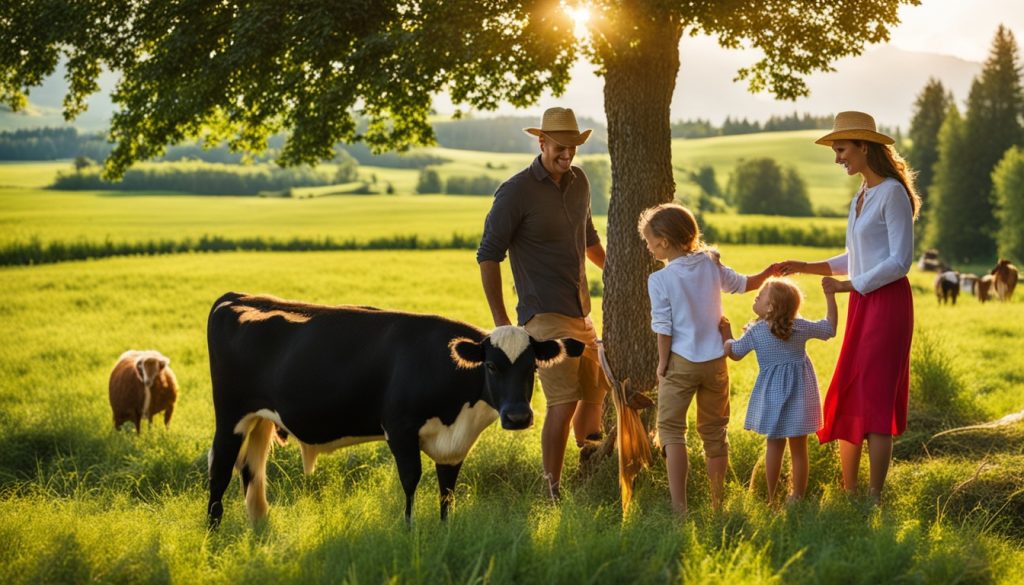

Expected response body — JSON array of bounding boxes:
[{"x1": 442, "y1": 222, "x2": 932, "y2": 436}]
[
  {"x1": 657, "y1": 353, "x2": 730, "y2": 458},
  {"x1": 523, "y1": 313, "x2": 609, "y2": 408}
]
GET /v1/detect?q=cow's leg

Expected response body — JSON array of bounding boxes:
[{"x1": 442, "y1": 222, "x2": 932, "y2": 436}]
[
  {"x1": 387, "y1": 432, "x2": 422, "y2": 524},
  {"x1": 207, "y1": 426, "x2": 243, "y2": 529},
  {"x1": 436, "y1": 461, "x2": 463, "y2": 521},
  {"x1": 239, "y1": 418, "x2": 275, "y2": 524}
]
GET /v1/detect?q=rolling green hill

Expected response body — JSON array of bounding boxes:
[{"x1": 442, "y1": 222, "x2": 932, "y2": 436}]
[{"x1": 3, "y1": 130, "x2": 861, "y2": 214}]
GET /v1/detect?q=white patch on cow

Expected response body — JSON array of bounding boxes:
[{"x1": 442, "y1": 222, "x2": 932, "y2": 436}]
[
  {"x1": 207, "y1": 447, "x2": 214, "y2": 475},
  {"x1": 213, "y1": 300, "x2": 234, "y2": 314},
  {"x1": 489, "y1": 325, "x2": 530, "y2": 363},
  {"x1": 418, "y1": 401, "x2": 499, "y2": 465},
  {"x1": 232, "y1": 409, "x2": 384, "y2": 475},
  {"x1": 234, "y1": 409, "x2": 286, "y2": 435},
  {"x1": 296, "y1": 435, "x2": 385, "y2": 474}
]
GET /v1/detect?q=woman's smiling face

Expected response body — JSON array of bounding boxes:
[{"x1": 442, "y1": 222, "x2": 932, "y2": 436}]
[{"x1": 831, "y1": 139, "x2": 867, "y2": 176}]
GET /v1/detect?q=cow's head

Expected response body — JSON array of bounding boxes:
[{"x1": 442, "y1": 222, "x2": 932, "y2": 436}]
[{"x1": 449, "y1": 326, "x2": 585, "y2": 430}]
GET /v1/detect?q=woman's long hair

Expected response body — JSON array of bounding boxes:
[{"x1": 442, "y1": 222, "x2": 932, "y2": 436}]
[
  {"x1": 857, "y1": 141, "x2": 922, "y2": 220},
  {"x1": 761, "y1": 278, "x2": 803, "y2": 341}
]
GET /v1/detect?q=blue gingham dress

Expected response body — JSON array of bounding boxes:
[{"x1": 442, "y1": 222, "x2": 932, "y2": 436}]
[{"x1": 731, "y1": 318, "x2": 835, "y2": 438}]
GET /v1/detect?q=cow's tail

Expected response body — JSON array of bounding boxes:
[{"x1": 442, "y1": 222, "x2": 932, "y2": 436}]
[{"x1": 235, "y1": 416, "x2": 276, "y2": 523}]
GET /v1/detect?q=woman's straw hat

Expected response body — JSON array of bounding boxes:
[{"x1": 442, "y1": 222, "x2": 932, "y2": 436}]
[
  {"x1": 815, "y1": 111, "x2": 894, "y2": 146},
  {"x1": 524, "y1": 107, "x2": 592, "y2": 146}
]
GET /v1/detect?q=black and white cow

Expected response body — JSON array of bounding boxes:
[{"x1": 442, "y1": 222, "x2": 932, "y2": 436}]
[{"x1": 205, "y1": 292, "x2": 582, "y2": 527}]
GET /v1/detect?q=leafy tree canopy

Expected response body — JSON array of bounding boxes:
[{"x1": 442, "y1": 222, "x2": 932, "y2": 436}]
[{"x1": 2, "y1": 0, "x2": 915, "y2": 179}]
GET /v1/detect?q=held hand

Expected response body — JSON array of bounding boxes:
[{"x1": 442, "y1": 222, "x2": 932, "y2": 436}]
[
  {"x1": 777, "y1": 260, "x2": 803, "y2": 276},
  {"x1": 718, "y1": 316, "x2": 733, "y2": 341},
  {"x1": 821, "y1": 276, "x2": 851, "y2": 294},
  {"x1": 709, "y1": 249, "x2": 722, "y2": 266}
]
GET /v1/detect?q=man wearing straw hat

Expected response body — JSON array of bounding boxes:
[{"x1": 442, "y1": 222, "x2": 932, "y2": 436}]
[{"x1": 477, "y1": 107, "x2": 609, "y2": 501}]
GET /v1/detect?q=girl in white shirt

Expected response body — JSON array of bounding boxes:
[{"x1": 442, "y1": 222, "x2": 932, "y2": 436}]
[
  {"x1": 777, "y1": 111, "x2": 921, "y2": 504},
  {"x1": 639, "y1": 203, "x2": 772, "y2": 515}
]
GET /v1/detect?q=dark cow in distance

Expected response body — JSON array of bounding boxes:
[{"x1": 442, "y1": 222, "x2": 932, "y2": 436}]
[
  {"x1": 934, "y1": 271, "x2": 960, "y2": 305},
  {"x1": 205, "y1": 292, "x2": 583, "y2": 528}
]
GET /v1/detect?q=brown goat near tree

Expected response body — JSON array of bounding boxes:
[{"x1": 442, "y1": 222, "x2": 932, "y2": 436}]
[{"x1": 108, "y1": 350, "x2": 179, "y2": 433}]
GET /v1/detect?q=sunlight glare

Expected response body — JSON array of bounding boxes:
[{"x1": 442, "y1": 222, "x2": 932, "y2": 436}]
[{"x1": 565, "y1": 4, "x2": 591, "y2": 40}]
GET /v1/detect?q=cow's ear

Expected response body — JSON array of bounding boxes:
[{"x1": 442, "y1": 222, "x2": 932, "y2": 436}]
[
  {"x1": 532, "y1": 338, "x2": 566, "y2": 368},
  {"x1": 133, "y1": 359, "x2": 145, "y2": 382},
  {"x1": 561, "y1": 338, "x2": 585, "y2": 358},
  {"x1": 449, "y1": 337, "x2": 485, "y2": 369}
]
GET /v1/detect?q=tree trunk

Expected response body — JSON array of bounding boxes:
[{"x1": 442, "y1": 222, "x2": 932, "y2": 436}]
[{"x1": 600, "y1": 21, "x2": 683, "y2": 400}]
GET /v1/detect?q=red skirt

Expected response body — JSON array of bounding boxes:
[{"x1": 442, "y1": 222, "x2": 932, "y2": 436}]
[{"x1": 817, "y1": 277, "x2": 913, "y2": 444}]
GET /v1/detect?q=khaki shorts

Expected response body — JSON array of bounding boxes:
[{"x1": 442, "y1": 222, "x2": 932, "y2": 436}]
[
  {"x1": 657, "y1": 353, "x2": 730, "y2": 458},
  {"x1": 523, "y1": 313, "x2": 609, "y2": 408}
]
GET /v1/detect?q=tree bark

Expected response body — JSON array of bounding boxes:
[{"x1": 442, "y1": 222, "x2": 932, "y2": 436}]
[{"x1": 600, "y1": 20, "x2": 683, "y2": 399}]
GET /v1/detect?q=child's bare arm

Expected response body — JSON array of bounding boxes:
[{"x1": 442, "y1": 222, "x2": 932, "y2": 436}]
[
  {"x1": 744, "y1": 265, "x2": 774, "y2": 292},
  {"x1": 823, "y1": 281, "x2": 839, "y2": 333},
  {"x1": 719, "y1": 317, "x2": 741, "y2": 360},
  {"x1": 657, "y1": 333, "x2": 672, "y2": 377}
]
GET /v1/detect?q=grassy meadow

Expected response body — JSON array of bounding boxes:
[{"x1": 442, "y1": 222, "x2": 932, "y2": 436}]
[
  {"x1": 1, "y1": 242, "x2": 1023, "y2": 584},
  {"x1": 1, "y1": 148, "x2": 1022, "y2": 584}
]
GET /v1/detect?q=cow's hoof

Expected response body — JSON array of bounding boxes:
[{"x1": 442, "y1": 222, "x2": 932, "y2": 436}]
[{"x1": 208, "y1": 502, "x2": 223, "y2": 530}]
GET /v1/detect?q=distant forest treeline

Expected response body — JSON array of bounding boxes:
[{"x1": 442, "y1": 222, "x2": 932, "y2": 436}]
[
  {"x1": 2, "y1": 112, "x2": 839, "y2": 163},
  {"x1": 671, "y1": 112, "x2": 835, "y2": 139}
]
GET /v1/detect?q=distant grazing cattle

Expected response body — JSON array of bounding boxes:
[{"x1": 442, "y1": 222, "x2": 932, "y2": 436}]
[
  {"x1": 976, "y1": 275, "x2": 994, "y2": 303},
  {"x1": 205, "y1": 292, "x2": 583, "y2": 528},
  {"x1": 108, "y1": 350, "x2": 179, "y2": 433},
  {"x1": 960, "y1": 273, "x2": 979, "y2": 296},
  {"x1": 934, "y1": 271, "x2": 960, "y2": 305},
  {"x1": 991, "y1": 259, "x2": 1019, "y2": 302},
  {"x1": 917, "y1": 249, "x2": 946, "y2": 272}
]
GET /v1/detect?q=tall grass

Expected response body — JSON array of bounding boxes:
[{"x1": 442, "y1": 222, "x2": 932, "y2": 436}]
[{"x1": 1, "y1": 249, "x2": 1022, "y2": 583}]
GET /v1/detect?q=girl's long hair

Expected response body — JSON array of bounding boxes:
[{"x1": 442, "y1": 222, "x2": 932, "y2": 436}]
[
  {"x1": 856, "y1": 140, "x2": 922, "y2": 220},
  {"x1": 761, "y1": 278, "x2": 803, "y2": 341},
  {"x1": 637, "y1": 203, "x2": 706, "y2": 255}
]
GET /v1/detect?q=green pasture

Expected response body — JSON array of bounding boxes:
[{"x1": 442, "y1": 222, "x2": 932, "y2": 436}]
[
  {"x1": 671, "y1": 130, "x2": 859, "y2": 214},
  {"x1": 0, "y1": 170, "x2": 848, "y2": 266},
  {"x1": 0, "y1": 129, "x2": 858, "y2": 213},
  {"x1": 1, "y1": 246, "x2": 1022, "y2": 583}
]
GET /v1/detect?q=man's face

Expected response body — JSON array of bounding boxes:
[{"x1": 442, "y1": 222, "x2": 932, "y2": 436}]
[{"x1": 539, "y1": 136, "x2": 576, "y2": 176}]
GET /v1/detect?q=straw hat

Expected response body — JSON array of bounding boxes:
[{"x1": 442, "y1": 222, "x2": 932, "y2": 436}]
[
  {"x1": 815, "y1": 111, "x2": 894, "y2": 146},
  {"x1": 523, "y1": 107, "x2": 592, "y2": 146}
]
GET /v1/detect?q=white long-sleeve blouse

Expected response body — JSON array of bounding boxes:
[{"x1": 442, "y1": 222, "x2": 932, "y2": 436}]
[{"x1": 826, "y1": 177, "x2": 914, "y2": 294}]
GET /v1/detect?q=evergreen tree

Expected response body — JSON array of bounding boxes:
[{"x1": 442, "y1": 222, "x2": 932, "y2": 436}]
[
  {"x1": 926, "y1": 106, "x2": 975, "y2": 259},
  {"x1": 957, "y1": 25, "x2": 1024, "y2": 260},
  {"x1": 993, "y1": 146, "x2": 1024, "y2": 262},
  {"x1": 907, "y1": 78, "x2": 953, "y2": 204}
]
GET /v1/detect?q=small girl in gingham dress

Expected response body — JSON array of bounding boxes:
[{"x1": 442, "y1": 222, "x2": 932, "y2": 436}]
[{"x1": 720, "y1": 277, "x2": 838, "y2": 503}]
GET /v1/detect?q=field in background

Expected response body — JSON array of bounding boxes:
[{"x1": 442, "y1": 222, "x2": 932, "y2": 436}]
[
  {"x1": 0, "y1": 246, "x2": 1022, "y2": 583},
  {"x1": 1, "y1": 129, "x2": 857, "y2": 210}
]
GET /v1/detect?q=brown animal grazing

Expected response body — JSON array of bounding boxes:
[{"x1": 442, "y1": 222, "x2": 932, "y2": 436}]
[
  {"x1": 991, "y1": 259, "x2": 1019, "y2": 302},
  {"x1": 108, "y1": 350, "x2": 179, "y2": 433},
  {"x1": 934, "y1": 271, "x2": 960, "y2": 305},
  {"x1": 976, "y1": 275, "x2": 994, "y2": 303}
]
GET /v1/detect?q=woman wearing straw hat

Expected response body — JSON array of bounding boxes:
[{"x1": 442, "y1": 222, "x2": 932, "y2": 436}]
[{"x1": 776, "y1": 111, "x2": 921, "y2": 503}]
